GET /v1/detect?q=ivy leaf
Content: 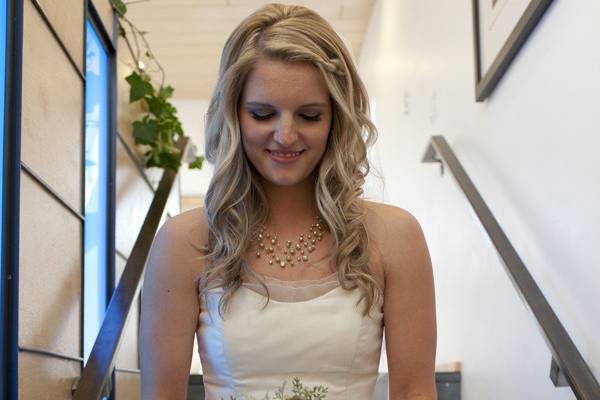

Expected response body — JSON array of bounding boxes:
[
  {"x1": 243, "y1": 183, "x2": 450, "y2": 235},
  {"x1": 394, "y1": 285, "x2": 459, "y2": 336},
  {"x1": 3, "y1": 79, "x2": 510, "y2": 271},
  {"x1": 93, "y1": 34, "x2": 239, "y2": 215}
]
[
  {"x1": 146, "y1": 150, "x2": 161, "y2": 168},
  {"x1": 159, "y1": 149, "x2": 182, "y2": 172},
  {"x1": 188, "y1": 155, "x2": 205, "y2": 170},
  {"x1": 132, "y1": 116, "x2": 158, "y2": 145},
  {"x1": 160, "y1": 132, "x2": 173, "y2": 148},
  {"x1": 159, "y1": 121, "x2": 179, "y2": 140},
  {"x1": 159, "y1": 85, "x2": 174, "y2": 99},
  {"x1": 146, "y1": 95, "x2": 169, "y2": 118},
  {"x1": 174, "y1": 120, "x2": 184, "y2": 136},
  {"x1": 110, "y1": 0, "x2": 127, "y2": 17},
  {"x1": 125, "y1": 71, "x2": 153, "y2": 102}
]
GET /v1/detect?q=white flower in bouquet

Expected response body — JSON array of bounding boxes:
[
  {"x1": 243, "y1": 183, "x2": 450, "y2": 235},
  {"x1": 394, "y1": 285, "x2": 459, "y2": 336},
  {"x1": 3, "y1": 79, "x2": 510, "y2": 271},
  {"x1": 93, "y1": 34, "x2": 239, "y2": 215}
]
[{"x1": 221, "y1": 377, "x2": 328, "y2": 400}]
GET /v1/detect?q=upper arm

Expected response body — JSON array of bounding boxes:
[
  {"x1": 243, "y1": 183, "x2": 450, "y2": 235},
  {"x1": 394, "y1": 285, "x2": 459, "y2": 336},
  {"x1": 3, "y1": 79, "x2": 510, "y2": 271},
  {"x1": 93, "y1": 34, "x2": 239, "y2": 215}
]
[
  {"x1": 140, "y1": 210, "x2": 207, "y2": 399},
  {"x1": 379, "y1": 207, "x2": 437, "y2": 399}
]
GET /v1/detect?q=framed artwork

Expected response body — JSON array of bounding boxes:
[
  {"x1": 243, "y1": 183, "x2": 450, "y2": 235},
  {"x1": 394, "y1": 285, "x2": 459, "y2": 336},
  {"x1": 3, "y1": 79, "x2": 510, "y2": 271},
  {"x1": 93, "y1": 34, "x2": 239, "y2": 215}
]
[{"x1": 472, "y1": 0, "x2": 554, "y2": 101}]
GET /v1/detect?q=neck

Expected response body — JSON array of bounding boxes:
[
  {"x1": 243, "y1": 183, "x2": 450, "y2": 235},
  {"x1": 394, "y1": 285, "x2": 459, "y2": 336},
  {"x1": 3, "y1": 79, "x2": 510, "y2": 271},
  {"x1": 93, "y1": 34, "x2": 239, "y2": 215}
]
[{"x1": 261, "y1": 175, "x2": 318, "y2": 235}]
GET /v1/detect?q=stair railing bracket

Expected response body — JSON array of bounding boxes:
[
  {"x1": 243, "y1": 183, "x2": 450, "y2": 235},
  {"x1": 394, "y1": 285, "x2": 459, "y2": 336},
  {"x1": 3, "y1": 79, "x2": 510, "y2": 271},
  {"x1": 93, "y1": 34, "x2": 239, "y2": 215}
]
[
  {"x1": 422, "y1": 141, "x2": 445, "y2": 176},
  {"x1": 550, "y1": 357, "x2": 569, "y2": 387}
]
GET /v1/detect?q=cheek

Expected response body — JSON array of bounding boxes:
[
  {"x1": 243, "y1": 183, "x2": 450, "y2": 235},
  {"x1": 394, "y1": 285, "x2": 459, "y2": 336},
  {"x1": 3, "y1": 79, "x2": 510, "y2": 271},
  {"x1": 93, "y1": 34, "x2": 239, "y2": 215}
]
[
  {"x1": 240, "y1": 119, "x2": 268, "y2": 151},
  {"x1": 309, "y1": 119, "x2": 332, "y2": 152},
  {"x1": 240, "y1": 127, "x2": 272, "y2": 173}
]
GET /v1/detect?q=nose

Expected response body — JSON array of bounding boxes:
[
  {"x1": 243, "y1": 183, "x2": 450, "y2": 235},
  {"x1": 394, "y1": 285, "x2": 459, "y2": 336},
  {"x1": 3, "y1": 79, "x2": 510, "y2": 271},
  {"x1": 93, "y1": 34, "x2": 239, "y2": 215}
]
[{"x1": 273, "y1": 112, "x2": 297, "y2": 147}]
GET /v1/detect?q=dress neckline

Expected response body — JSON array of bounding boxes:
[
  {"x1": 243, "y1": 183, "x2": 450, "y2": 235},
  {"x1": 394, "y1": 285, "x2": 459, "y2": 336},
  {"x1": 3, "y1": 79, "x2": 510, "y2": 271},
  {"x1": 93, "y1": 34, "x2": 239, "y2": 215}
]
[
  {"x1": 259, "y1": 271, "x2": 338, "y2": 284},
  {"x1": 242, "y1": 260, "x2": 338, "y2": 284}
]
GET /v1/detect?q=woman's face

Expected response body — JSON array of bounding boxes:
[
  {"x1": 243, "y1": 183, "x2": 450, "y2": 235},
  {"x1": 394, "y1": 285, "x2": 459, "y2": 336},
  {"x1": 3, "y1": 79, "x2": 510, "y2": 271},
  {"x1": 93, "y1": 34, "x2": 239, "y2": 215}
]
[{"x1": 238, "y1": 56, "x2": 332, "y2": 188}]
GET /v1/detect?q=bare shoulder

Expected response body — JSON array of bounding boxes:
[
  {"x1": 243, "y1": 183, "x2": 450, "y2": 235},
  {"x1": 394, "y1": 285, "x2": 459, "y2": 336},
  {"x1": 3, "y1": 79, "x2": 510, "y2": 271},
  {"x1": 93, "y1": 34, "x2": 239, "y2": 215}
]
[
  {"x1": 361, "y1": 200, "x2": 430, "y2": 284},
  {"x1": 362, "y1": 199, "x2": 422, "y2": 237},
  {"x1": 162, "y1": 206, "x2": 209, "y2": 248},
  {"x1": 152, "y1": 206, "x2": 209, "y2": 279}
]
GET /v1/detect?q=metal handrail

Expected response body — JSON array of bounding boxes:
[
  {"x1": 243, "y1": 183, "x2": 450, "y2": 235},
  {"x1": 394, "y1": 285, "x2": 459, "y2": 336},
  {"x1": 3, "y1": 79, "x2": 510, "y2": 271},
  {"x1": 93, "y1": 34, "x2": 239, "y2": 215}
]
[
  {"x1": 73, "y1": 137, "x2": 189, "y2": 400},
  {"x1": 423, "y1": 135, "x2": 600, "y2": 400}
]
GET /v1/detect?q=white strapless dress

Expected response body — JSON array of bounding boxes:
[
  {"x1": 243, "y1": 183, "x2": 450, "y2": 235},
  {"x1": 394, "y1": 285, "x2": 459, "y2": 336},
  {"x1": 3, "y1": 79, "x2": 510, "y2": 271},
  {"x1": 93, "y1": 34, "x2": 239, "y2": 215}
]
[{"x1": 196, "y1": 270, "x2": 384, "y2": 400}]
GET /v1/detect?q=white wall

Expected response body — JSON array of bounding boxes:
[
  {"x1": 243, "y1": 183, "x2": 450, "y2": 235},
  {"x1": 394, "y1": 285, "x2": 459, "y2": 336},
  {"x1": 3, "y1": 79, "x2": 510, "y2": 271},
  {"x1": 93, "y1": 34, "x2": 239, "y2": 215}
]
[
  {"x1": 359, "y1": 1, "x2": 599, "y2": 399},
  {"x1": 171, "y1": 98, "x2": 214, "y2": 197}
]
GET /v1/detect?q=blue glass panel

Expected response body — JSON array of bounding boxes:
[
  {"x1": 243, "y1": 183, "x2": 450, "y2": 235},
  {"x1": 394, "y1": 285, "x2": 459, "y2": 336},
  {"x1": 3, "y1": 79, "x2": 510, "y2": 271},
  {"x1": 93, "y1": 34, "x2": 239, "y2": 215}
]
[{"x1": 84, "y1": 19, "x2": 109, "y2": 364}]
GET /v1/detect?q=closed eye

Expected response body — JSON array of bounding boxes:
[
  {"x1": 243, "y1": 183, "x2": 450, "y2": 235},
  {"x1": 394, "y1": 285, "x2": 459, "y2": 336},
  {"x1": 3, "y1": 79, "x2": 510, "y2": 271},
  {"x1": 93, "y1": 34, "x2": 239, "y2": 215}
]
[
  {"x1": 301, "y1": 113, "x2": 321, "y2": 121},
  {"x1": 250, "y1": 111, "x2": 274, "y2": 121},
  {"x1": 248, "y1": 110, "x2": 321, "y2": 121}
]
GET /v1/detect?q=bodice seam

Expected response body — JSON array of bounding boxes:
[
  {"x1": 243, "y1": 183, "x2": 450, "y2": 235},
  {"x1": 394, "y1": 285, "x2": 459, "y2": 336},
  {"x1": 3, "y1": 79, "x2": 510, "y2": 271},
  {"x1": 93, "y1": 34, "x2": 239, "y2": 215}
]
[{"x1": 342, "y1": 303, "x2": 370, "y2": 399}]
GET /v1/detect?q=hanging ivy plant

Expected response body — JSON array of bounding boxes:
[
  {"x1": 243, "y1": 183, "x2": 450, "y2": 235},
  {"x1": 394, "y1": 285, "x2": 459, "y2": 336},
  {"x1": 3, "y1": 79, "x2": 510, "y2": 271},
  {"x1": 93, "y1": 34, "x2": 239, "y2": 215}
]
[{"x1": 110, "y1": 0, "x2": 204, "y2": 172}]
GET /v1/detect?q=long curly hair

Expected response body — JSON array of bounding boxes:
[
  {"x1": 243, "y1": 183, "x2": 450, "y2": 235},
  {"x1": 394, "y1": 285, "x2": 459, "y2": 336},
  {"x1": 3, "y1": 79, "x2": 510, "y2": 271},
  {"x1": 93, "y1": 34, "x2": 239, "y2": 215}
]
[{"x1": 197, "y1": 3, "x2": 382, "y2": 319}]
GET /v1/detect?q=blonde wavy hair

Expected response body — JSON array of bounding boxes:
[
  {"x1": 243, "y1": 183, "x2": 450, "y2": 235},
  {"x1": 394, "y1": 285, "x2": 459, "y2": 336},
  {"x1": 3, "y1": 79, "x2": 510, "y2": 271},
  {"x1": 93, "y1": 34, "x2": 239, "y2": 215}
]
[{"x1": 198, "y1": 3, "x2": 382, "y2": 318}]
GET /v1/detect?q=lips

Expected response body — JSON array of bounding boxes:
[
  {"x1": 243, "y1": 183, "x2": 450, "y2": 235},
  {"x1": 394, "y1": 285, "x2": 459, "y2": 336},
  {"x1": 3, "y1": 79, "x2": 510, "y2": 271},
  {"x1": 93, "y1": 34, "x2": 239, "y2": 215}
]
[
  {"x1": 266, "y1": 149, "x2": 305, "y2": 163},
  {"x1": 267, "y1": 149, "x2": 304, "y2": 158}
]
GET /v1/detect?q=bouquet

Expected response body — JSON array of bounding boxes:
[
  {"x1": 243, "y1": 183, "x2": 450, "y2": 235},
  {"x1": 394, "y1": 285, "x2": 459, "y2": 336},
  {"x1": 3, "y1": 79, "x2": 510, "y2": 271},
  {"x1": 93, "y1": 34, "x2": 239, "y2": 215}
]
[{"x1": 221, "y1": 377, "x2": 328, "y2": 400}]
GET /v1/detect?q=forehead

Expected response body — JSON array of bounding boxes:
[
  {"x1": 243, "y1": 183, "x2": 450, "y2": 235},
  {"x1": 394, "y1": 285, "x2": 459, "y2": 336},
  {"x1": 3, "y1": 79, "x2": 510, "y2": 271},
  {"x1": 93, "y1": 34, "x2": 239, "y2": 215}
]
[{"x1": 241, "y1": 57, "x2": 329, "y2": 105}]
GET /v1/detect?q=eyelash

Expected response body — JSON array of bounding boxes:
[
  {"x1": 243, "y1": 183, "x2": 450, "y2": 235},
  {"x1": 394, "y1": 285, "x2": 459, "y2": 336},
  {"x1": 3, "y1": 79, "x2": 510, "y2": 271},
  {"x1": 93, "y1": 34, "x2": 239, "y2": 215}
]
[{"x1": 250, "y1": 112, "x2": 321, "y2": 122}]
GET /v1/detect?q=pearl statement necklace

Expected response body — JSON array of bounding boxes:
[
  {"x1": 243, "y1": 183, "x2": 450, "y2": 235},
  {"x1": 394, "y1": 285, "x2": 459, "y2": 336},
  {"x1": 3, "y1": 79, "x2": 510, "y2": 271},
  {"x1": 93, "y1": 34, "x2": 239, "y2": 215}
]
[{"x1": 254, "y1": 216, "x2": 327, "y2": 268}]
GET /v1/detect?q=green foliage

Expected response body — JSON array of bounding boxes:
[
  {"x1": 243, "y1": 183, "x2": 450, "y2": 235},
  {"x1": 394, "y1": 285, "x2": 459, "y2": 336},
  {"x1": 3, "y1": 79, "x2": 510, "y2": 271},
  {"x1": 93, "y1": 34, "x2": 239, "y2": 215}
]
[
  {"x1": 159, "y1": 85, "x2": 174, "y2": 98},
  {"x1": 189, "y1": 155, "x2": 205, "y2": 170},
  {"x1": 125, "y1": 71, "x2": 191, "y2": 172},
  {"x1": 125, "y1": 71, "x2": 153, "y2": 102},
  {"x1": 109, "y1": 0, "x2": 127, "y2": 17},
  {"x1": 221, "y1": 377, "x2": 328, "y2": 400},
  {"x1": 132, "y1": 115, "x2": 158, "y2": 145},
  {"x1": 111, "y1": 1, "x2": 205, "y2": 173}
]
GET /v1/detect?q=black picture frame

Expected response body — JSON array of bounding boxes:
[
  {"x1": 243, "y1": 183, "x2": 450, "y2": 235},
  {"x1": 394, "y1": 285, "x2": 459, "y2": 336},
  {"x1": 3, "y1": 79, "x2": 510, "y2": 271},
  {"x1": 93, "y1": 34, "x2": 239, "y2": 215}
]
[{"x1": 472, "y1": 0, "x2": 554, "y2": 102}]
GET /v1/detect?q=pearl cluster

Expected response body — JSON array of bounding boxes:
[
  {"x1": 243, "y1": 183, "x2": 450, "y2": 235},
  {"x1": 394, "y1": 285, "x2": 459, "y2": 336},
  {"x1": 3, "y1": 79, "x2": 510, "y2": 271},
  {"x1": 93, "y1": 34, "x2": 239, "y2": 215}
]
[{"x1": 254, "y1": 216, "x2": 327, "y2": 268}]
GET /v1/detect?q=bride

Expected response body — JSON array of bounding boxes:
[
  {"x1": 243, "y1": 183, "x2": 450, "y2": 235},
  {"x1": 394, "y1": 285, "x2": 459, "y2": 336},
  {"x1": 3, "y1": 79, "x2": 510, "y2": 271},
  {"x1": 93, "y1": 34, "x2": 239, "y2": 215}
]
[{"x1": 140, "y1": 3, "x2": 437, "y2": 399}]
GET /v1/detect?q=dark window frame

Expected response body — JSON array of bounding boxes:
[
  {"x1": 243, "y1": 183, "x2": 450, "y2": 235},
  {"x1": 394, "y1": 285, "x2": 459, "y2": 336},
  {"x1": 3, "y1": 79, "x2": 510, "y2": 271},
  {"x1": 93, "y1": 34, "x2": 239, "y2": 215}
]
[{"x1": 1, "y1": 1, "x2": 23, "y2": 399}]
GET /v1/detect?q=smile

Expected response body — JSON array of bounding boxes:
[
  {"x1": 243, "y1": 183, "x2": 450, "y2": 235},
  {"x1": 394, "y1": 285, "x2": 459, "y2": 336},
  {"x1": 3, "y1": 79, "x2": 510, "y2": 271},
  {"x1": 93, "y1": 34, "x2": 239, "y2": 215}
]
[{"x1": 266, "y1": 149, "x2": 305, "y2": 163}]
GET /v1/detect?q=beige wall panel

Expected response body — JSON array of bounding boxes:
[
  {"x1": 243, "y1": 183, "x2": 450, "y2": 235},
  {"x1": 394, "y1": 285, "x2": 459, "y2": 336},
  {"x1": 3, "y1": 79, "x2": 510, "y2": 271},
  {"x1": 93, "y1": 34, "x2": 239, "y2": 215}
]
[
  {"x1": 116, "y1": 372, "x2": 141, "y2": 400},
  {"x1": 91, "y1": 0, "x2": 115, "y2": 43},
  {"x1": 19, "y1": 352, "x2": 81, "y2": 400},
  {"x1": 116, "y1": 137, "x2": 154, "y2": 257},
  {"x1": 115, "y1": 256, "x2": 140, "y2": 370},
  {"x1": 22, "y1": 0, "x2": 84, "y2": 213},
  {"x1": 36, "y1": 0, "x2": 84, "y2": 72},
  {"x1": 19, "y1": 172, "x2": 82, "y2": 357}
]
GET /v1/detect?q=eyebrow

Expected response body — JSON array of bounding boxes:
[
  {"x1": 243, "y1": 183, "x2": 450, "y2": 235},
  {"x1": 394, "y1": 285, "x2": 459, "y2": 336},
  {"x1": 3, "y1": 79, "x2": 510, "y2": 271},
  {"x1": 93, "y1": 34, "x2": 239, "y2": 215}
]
[{"x1": 244, "y1": 101, "x2": 328, "y2": 108}]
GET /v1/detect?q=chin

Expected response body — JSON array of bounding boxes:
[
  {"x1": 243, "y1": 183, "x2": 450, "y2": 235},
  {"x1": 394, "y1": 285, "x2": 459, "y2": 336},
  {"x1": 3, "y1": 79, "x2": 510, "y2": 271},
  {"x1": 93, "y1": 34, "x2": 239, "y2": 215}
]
[
  {"x1": 263, "y1": 174, "x2": 305, "y2": 187},
  {"x1": 259, "y1": 168, "x2": 316, "y2": 187}
]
